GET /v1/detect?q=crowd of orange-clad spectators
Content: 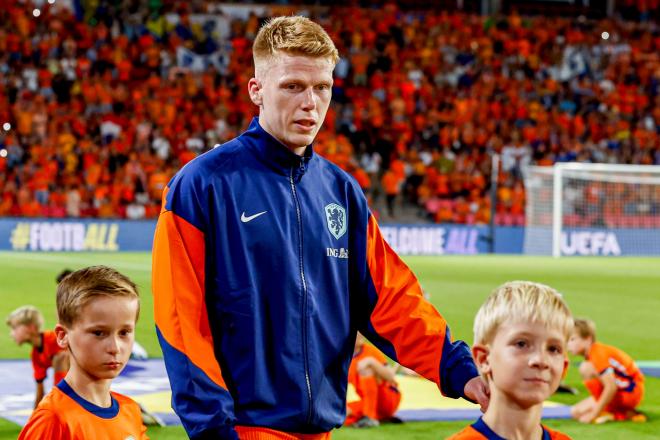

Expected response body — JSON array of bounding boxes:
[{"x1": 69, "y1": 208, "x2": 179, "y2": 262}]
[{"x1": 0, "y1": 1, "x2": 659, "y2": 225}]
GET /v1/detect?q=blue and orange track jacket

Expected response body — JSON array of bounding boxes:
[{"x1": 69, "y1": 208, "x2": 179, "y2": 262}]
[{"x1": 152, "y1": 118, "x2": 478, "y2": 439}]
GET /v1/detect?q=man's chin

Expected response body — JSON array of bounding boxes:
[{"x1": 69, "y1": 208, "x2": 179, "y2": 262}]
[{"x1": 287, "y1": 134, "x2": 315, "y2": 149}]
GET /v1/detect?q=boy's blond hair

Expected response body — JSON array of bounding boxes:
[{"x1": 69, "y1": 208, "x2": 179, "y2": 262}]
[
  {"x1": 474, "y1": 281, "x2": 573, "y2": 346},
  {"x1": 573, "y1": 318, "x2": 596, "y2": 341},
  {"x1": 6, "y1": 306, "x2": 44, "y2": 330},
  {"x1": 252, "y1": 16, "x2": 339, "y2": 77},
  {"x1": 57, "y1": 266, "x2": 139, "y2": 327}
]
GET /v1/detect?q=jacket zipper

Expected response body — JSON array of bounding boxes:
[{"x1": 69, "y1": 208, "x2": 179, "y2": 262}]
[{"x1": 290, "y1": 166, "x2": 313, "y2": 424}]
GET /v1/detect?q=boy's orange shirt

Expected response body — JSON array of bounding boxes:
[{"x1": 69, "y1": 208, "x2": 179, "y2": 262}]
[
  {"x1": 588, "y1": 341, "x2": 644, "y2": 391},
  {"x1": 31, "y1": 331, "x2": 65, "y2": 382},
  {"x1": 19, "y1": 381, "x2": 148, "y2": 440},
  {"x1": 448, "y1": 418, "x2": 572, "y2": 439}
]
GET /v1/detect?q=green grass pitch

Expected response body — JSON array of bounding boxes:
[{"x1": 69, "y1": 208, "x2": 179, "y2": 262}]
[{"x1": 0, "y1": 252, "x2": 658, "y2": 439}]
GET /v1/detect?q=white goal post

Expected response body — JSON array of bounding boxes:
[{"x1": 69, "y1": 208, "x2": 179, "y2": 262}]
[{"x1": 523, "y1": 163, "x2": 660, "y2": 257}]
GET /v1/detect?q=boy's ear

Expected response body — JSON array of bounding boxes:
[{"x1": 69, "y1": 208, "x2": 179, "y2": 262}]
[
  {"x1": 472, "y1": 344, "x2": 491, "y2": 376},
  {"x1": 54, "y1": 324, "x2": 69, "y2": 349},
  {"x1": 562, "y1": 356, "x2": 569, "y2": 380}
]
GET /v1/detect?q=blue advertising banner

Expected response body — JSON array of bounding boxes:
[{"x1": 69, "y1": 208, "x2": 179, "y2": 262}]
[
  {"x1": 561, "y1": 228, "x2": 660, "y2": 256},
  {"x1": 0, "y1": 219, "x2": 156, "y2": 252},
  {"x1": 379, "y1": 225, "x2": 524, "y2": 255},
  {"x1": 0, "y1": 219, "x2": 526, "y2": 254},
  {"x1": 2, "y1": 218, "x2": 655, "y2": 255}
]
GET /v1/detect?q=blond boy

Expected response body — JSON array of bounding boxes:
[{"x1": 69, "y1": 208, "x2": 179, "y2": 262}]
[
  {"x1": 568, "y1": 318, "x2": 645, "y2": 423},
  {"x1": 6, "y1": 306, "x2": 69, "y2": 408},
  {"x1": 19, "y1": 266, "x2": 148, "y2": 439},
  {"x1": 449, "y1": 281, "x2": 573, "y2": 440}
]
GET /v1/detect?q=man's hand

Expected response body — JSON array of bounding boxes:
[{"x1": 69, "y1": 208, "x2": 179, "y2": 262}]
[{"x1": 464, "y1": 376, "x2": 489, "y2": 412}]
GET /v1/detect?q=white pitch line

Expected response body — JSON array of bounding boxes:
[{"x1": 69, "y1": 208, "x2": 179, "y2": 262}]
[{"x1": 0, "y1": 253, "x2": 151, "y2": 272}]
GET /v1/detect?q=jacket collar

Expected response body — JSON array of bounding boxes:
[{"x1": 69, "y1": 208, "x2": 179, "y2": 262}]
[{"x1": 240, "y1": 117, "x2": 314, "y2": 180}]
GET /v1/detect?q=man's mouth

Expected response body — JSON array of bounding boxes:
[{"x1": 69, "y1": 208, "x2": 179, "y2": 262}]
[{"x1": 294, "y1": 119, "x2": 316, "y2": 130}]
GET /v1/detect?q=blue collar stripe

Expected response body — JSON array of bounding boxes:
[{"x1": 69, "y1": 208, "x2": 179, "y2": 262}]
[
  {"x1": 57, "y1": 380, "x2": 120, "y2": 419},
  {"x1": 471, "y1": 417, "x2": 552, "y2": 440}
]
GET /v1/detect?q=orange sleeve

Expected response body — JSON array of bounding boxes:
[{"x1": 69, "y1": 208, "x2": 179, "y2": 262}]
[
  {"x1": 152, "y1": 185, "x2": 237, "y2": 437},
  {"x1": 152, "y1": 207, "x2": 227, "y2": 389},
  {"x1": 363, "y1": 215, "x2": 478, "y2": 398}
]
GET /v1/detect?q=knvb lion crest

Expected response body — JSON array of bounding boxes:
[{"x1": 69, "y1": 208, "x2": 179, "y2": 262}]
[{"x1": 325, "y1": 203, "x2": 347, "y2": 240}]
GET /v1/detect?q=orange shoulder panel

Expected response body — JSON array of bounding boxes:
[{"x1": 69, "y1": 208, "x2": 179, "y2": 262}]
[
  {"x1": 152, "y1": 205, "x2": 227, "y2": 390},
  {"x1": 366, "y1": 215, "x2": 446, "y2": 384}
]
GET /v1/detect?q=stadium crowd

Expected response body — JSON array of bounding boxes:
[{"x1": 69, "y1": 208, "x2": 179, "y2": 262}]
[{"x1": 0, "y1": 0, "x2": 659, "y2": 224}]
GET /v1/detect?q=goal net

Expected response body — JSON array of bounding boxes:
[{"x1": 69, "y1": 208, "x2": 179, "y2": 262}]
[{"x1": 523, "y1": 163, "x2": 660, "y2": 257}]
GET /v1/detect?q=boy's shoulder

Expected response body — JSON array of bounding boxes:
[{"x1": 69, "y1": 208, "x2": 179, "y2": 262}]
[
  {"x1": 356, "y1": 343, "x2": 386, "y2": 362},
  {"x1": 447, "y1": 419, "x2": 572, "y2": 440},
  {"x1": 542, "y1": 425, "x2": 572, "y2": 440},
  {"x1": 110, "y1": 390, "x2": 143, "y2": 413},
  {"x1": 20, "y1": 383, "x2": 147, "y2": 439},
  {"x1": 588, "y1": 341, "x2": 628, "y2": 365},
  {"x1": 446, "y1": 424, "x2": 486, "y2": 439},
  {"x1": 19, "y1": 390, "x2": 66, "y2": 439}
]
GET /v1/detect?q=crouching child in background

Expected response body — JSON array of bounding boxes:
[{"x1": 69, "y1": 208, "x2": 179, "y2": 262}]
[
  {"x1": 345, "y1": 333, "x2": 402, "y2": 428},
  {"x1": 6, "y1": 305, "x2": 69, "y2": 409},
  {"x1": 568, "y1": 318, "x2": 645, "y2": 424}
]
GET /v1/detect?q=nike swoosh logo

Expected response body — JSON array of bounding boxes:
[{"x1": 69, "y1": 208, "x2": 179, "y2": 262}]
[{"x1": 241, "y1": 211, "x2": 267, "y2": 223}]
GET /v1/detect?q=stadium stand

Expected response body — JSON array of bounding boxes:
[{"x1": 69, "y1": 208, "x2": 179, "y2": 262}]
[{"x1": 0, "y1": 0, "x2": 658, "y2": 224}]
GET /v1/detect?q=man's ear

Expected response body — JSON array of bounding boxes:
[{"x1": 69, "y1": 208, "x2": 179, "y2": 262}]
[
  {"x1": 472, "y1": 344, "x2": 491, "y2": 376},
  {"x1": 248, "y1": 78, "x2": 262, "y2": 106},
  {"x1": 54, "y1": 323, "x2": 69, "y2": 350}
]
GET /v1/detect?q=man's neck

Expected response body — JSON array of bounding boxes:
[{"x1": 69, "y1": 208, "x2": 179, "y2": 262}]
[
  {"x1": 257, "y1": 120, "x2": 308, "y2": 156},
  {"x1": 482, "y1": 392, "x2": 544, "y2": 440}
]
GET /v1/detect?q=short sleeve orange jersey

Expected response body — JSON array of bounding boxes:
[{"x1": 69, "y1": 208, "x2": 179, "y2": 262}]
[
  {"x1": 18, "y1": 381, "x2": 148, "y2": 440},
  {"x1": 348, "y1": 343, "x2": 397, "y2": 396},
  {"x1": 588, "y1": 341, "x2": 644, "y2": 392},
  {"x1": 31, "y1": 331, "x2": 65, "y2": 382},
  {"x1": 447, "y1": 418, "x2": 572, "y2": 439}
]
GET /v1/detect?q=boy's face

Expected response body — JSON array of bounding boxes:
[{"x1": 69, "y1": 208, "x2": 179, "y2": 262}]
[
  {"x1": 9, "y1": 322, "x2": 36, "y2": 345},
  {"x1": 249, "y1": 53, "x2": 334, "y2": 152},
  {"x1": 474, "y1": 321, "x2": 568, "y2": 409},
  {"x1": 567, "y1": 332, "x2": 590, "y2": 356},
  {"x1": 57, "y1": 295, "x2": 138, "y2": 381}
]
